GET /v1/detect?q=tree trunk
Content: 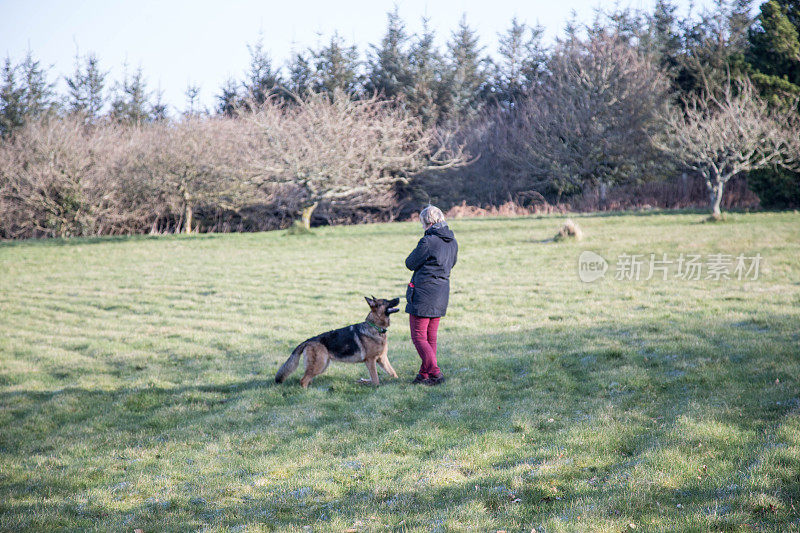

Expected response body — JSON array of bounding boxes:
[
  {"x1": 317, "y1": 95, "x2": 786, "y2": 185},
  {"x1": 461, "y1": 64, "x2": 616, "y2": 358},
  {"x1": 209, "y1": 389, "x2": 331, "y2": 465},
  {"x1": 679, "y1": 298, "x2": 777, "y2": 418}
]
[
  {"x1": 710, "y1": 180, "x2": 724, "y2": 219},
  {"x1": 301, "y1": 201, "x2": 318, "y2": 231},
  {"x1": 599, "y1": 182, "x2": 608, "y2": 210},
  {"x1": 175, "y1": 209, "x2": 183, "y2": 235},
  {"x1": 185, "y1": 204, "x2": 193, "y2": 234}
]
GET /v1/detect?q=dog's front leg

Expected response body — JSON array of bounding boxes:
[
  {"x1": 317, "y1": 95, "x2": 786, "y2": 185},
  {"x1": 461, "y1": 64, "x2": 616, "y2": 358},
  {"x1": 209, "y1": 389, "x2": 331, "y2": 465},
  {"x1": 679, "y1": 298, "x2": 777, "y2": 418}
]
[
  {"x1": 377, "y1": 344, "x2": 398, "y2": 378},
  {"x1": 365, "y1": 359, "x2": 380, "y2": 386},
  {"x1": 376, "y1": 358, "x2": 398, "y2": 379}
]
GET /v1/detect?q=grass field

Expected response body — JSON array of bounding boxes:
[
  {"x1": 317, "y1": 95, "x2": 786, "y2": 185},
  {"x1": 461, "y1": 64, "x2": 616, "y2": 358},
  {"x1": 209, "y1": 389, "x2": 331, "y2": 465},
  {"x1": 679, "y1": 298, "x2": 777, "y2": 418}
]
[{"x1": 1, "y1": 210, "x2": 799, "y2": 532}]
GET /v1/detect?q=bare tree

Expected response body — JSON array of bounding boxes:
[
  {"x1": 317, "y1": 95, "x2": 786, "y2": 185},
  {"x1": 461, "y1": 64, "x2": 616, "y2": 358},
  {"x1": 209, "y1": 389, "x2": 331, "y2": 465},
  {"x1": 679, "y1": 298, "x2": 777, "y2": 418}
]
[
  {"x1": 0, "y1": 117, "x2": 119, "y2": 238},
  {"x1": 500, "y1": 32, "x2": 669, "y2": 205},
  {"x1": 656, "y1": 77, "x2": 797, "y2": 219},
  {"x1": 245, "y1": 90, "x2": 466, "y2": 230},
  {"x1": 124, "y1": 117, "x2": 261, "y2": 234}
]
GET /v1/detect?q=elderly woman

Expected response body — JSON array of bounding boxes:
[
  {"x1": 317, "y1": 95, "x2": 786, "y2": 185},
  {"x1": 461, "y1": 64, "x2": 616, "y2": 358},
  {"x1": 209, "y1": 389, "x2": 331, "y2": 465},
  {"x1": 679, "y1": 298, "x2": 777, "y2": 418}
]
[{"x1": 405, "y1": 205, "x2": 458, "y2": 385}]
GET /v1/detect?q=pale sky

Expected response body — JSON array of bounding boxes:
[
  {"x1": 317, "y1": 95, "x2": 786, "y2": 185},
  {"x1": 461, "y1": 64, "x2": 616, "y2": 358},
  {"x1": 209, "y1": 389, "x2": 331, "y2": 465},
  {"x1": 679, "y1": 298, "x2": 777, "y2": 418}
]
[{"x1": 2, "y1": 0, "x2": 719, "y2": 114}]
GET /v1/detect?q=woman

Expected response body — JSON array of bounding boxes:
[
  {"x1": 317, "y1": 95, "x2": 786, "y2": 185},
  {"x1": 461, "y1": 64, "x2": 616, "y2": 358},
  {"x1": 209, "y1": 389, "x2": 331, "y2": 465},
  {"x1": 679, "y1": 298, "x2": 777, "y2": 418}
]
[{"x1": 405, "y1": 205, "x2": 458, "y2": 385}]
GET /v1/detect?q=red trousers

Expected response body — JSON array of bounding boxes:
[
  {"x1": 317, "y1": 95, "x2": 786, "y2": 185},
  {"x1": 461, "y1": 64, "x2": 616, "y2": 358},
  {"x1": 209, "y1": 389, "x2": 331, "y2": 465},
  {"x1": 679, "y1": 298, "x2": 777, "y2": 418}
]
[{"x1": 409, "y1": 314, "x2": 441, "y2": 378}]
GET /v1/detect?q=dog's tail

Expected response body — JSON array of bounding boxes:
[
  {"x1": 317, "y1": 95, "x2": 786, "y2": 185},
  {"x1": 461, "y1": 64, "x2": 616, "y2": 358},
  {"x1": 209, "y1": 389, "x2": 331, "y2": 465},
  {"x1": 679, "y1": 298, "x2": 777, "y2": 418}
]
[{"x1": 275, "y1": 341, "x2": 307, "y2": 383}]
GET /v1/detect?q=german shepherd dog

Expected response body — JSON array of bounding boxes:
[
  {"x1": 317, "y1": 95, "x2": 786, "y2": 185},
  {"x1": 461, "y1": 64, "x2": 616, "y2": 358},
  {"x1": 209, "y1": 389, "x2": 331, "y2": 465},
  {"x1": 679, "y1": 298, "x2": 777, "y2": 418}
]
[{"x1": 275, "y1": 297, "x2": 401, "y2": 388}]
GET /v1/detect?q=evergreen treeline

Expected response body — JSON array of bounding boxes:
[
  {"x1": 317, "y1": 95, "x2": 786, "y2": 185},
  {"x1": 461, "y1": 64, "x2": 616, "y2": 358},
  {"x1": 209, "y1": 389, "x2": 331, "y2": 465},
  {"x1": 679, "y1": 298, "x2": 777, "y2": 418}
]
[
  {"x1": 1, "y1": 1, "x2": 799, "y2": 238},
  {"x1": 6, "y1": 2, "x2": 798, "y2": 129}
]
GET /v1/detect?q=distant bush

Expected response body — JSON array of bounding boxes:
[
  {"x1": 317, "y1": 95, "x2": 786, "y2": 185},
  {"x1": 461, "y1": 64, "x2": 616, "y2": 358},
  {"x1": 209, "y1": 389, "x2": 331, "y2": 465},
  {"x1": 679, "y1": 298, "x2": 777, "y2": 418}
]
[
  {"x1": 747, "y1": 167, "x2": 800, "y2": 209},
  {"x1": 0, "y1": 117, "x2": 121, "y2": 238},
  {"x1": 0, "y1": 92, "x2": 466, "y2": 239}
]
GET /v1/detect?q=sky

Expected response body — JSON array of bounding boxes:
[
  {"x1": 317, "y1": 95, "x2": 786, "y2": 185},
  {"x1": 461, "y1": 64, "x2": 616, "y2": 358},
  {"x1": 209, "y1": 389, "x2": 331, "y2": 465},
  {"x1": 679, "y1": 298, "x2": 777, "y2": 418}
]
[{"x1": 1, "y1": 0, "x2": 719, "y2": 115}]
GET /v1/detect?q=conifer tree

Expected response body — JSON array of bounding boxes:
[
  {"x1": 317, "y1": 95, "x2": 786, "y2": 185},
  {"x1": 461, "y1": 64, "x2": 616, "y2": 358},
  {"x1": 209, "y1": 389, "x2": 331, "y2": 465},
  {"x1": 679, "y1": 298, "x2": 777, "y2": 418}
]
[
  {"x1": 446, "y1": 15, "x2": 490, "y2": 121},
  {"x1": 0, "y1": 57, "x2": 25, "y2": 137},
  {"x1": 745, "y1": 0, "x2": 800, "y2": 208},
  {"x1": 243, "y1": 34, "x2": 282, "y2": 106},
  {"x1": 216, "y1": 78, "x2": 240, "y2": 116},
  {"x1": 18, "y1": 50, "x2": 57, "y2": 120},
  {"x1": 746, "y1": 0, "x2": 800, "y2": 102},
  {"x1": 65, "y1": 52, "x2": 107, "y2": 121},
  {"x1": 492, "y1": 17, "x2": 547, "y2": 105},
  {"x1": 0, "y1": 51, "x2": 56, "y2": 136},
  {"x1": 311, "y1": 33, "x2": 362, "y2": 96},
  {"x1": 286, "y1": 51, "x2": 313, "y2": 98},
  {"x1": 406, "y1": 18, "x2": 447, "y2": 126},
  {"x1": 677, "y1": 0, "x2": 755, "y2": 95},
  {"x1": 151, "y1": 86, "x2": 169, "y2": 121},
  {"x1": 184, "y1": 83, "x2": 202, "y2": 116},
  {"x1": 110, "y1": 66, "x2": 153, "y2": 124},
  {"x1": 366, "y1": 7, "x2": 413, "y2": 99},
  {"x1": 645, "y1": 0, "x2": 683, "y2": 75}
]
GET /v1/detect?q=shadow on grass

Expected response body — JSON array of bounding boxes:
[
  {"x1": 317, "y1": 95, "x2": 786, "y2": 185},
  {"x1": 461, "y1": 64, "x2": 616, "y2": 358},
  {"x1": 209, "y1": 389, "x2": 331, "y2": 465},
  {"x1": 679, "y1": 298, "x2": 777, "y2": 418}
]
[
  {"x1": 0, "y1": 233, "x2": 227, "y2": 249},
  {"x1": 2, "y1": 315, "x2": 799, "y2": 530}
]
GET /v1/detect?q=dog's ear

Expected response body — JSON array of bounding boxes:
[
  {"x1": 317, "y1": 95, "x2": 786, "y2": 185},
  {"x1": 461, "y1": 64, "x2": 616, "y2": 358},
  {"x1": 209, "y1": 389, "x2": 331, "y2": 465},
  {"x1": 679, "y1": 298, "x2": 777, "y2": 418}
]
[{"x1": 364, "y1": 296, "x2": 375, "y2": 307}]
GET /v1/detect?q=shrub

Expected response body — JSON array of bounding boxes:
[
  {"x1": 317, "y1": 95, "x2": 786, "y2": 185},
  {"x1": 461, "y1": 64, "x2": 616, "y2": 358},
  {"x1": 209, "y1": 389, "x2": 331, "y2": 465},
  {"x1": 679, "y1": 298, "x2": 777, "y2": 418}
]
[{"x1": 747, "y1": 167, "x2": 800, "y2": 209}]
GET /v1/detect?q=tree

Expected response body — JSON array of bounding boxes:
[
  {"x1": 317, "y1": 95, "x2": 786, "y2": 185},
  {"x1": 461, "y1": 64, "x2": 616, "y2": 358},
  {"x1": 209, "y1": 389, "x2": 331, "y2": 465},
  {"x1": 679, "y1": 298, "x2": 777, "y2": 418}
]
[
  {"x1": 242, "y1": 33, "x2": 283, "y2": 107},
  {"x1": 286, "y1": 51, "x2": 313, "y2": 98},
  {"x1": 366, "y1": 7, "x2": 413, "y2": 99},
  {"x1": 0, "y1": 57, "x2": 25, "y2": 137},
  {"x1": 0, "y1": 117, "x2": 116, "y2": 238},
  {"x1": 244, "y1": 90, "x2": 467, "y2": 230},
  {"x1": 744, "y1": 1, "x2": 800, "y2": 209},
  {"x1": 184, "y1": 83, "x2": 202, "y2": 116},
  {"x1": 215, "y1": 35, "x2": 284, "y2": 115},
  {"x1": 0, "y1": 51, "x2": 56, "y2": 137},
  {"x1": 405, "y1": 18, "x2": 448, "y2": 127},
  {"x1": 65, "y1": 52, "x2": 107, "y2": 122},
  {"x1": 656, "y1": 77, "x2": 797, "y2": 218},
  {"x1": 500, "y1": 33, "x2": 669, "y2": 205},
  {"x1": 110, "y1": 66, "x2": 153, "y2": 124},
  {"x1": 729, "y1": 0, "x2": 757, "y2": 51},
  {"x1": 491, "y1": 17, "x2": 547, "y2": 105},
  {"x1": 446, "y1": 15, "x2": 490, "y2": 121},
  {"x1": 677, "y1": 0, "x2": 755, "y2": 96},
  {"x1": 18, "y1": 50, "x2": 57, "y2": 120},
  {"x1": 126, "y1": 117, "x2": 258, "y2": 234},
  {"x1": 643, "y1": 0, "x2": 683, "y2": 79},
  {"x1": 151, "y1": 86, "x2": 169, "y2": 121},
  {"x1": 746, "y1": 0, "x2": 800, "y2": 104},
  {"x1": 216, "y1": 78, "x2": 240, "y2": 117},
  {"x1": 311, "y1": 33, "x2": 362, "y2": 96},
  {"x1": 589, "y1": 5, "x2": 649, "y2": 45}
]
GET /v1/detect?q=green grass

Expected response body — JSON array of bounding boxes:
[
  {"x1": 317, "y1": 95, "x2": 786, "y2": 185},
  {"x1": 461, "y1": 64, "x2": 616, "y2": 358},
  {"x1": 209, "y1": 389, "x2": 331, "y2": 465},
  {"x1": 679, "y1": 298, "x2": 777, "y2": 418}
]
[{"x1": 1, "y1": 210, "x2": 799, "y2": 532}]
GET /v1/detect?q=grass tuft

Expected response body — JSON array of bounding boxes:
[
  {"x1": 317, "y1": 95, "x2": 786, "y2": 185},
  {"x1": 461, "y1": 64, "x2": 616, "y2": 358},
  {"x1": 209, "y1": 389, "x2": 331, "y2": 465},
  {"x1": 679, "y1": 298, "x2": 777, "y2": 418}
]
[{"x1": 553, "y1": 218, "x2": 583, "y2": 241}]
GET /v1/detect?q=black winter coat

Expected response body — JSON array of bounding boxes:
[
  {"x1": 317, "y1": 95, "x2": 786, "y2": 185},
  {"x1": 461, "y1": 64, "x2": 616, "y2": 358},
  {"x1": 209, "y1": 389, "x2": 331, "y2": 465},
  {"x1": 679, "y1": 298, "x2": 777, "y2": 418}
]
[{"x1": 404, "y1": 222, "x2": 458, "y2": 317}]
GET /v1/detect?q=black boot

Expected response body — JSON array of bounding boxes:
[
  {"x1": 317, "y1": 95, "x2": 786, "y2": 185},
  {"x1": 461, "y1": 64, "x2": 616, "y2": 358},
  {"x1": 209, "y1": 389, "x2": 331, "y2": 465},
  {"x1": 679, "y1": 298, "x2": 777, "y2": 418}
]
[{"x1": 426, "y1": 373, "x2": 445, "y2": 386}]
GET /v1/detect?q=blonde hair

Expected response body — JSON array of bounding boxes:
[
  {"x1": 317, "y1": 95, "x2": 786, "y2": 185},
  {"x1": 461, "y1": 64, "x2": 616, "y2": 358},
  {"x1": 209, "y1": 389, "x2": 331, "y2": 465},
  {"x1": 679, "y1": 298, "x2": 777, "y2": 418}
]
[{"x1": 420, "y1": 205, "x2": 446, "y2": 226}]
